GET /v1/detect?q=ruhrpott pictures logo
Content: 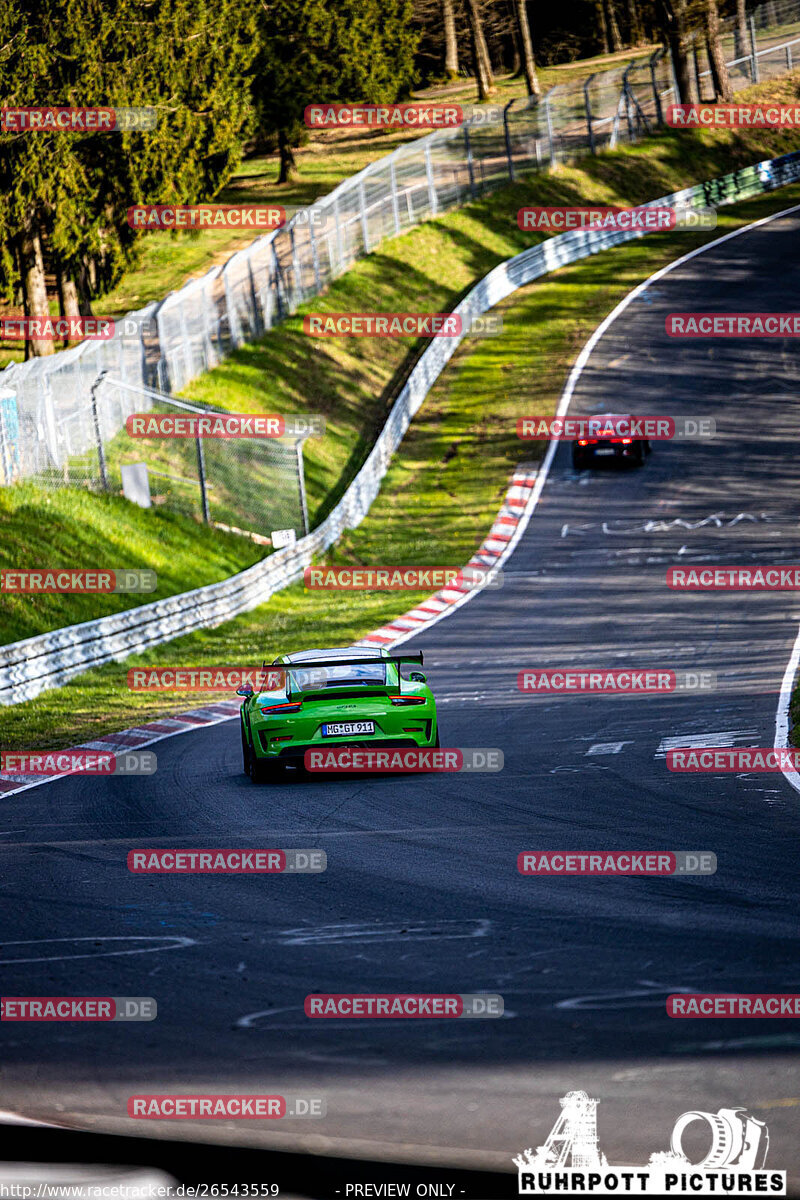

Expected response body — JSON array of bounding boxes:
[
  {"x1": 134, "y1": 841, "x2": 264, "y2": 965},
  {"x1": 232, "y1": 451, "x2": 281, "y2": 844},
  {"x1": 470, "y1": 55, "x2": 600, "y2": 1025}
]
[{"x1": 514, "y1": 1091, "x2": 784, "y2": 1195}]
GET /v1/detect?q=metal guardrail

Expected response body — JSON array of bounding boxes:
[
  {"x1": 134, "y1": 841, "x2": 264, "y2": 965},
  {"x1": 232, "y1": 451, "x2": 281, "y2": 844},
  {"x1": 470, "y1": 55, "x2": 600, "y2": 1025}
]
[{"x1": 3, "y1": 147, "x2": 800, "y2": 706}]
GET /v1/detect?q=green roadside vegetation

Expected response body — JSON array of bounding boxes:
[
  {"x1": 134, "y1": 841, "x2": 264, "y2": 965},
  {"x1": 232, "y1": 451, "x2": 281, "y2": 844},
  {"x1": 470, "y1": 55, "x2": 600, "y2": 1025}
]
[
  {"x1": 0, "y1": 485, "x2": 262, "y2": 644},
  {"x1": 5, "y1": 155, "x2": 800, "y2": 749}
]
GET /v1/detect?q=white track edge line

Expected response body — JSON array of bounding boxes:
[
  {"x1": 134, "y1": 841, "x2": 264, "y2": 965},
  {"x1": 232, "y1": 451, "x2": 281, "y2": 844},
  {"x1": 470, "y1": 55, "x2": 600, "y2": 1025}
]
[{"x1": 0, "y1": 709, "x2": 239, "y2": 798}]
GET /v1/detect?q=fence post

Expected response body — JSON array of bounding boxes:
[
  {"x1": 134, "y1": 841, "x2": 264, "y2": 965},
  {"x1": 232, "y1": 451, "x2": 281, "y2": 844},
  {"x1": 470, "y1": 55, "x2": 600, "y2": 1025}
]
[
  {"x1": 692, "y1": 38, "x2": 703, "y2": 101},
  {"x1": 649, "y1": 49, "x2": 664, "y2": 126},
  {"x1": 584, "y1": 74, "x2": 596, "y2": 154},
  {"x1": 295, "y1": 438, "x2": 309, "y2": 536},
  {"x1": 289, "y1": 222, "x2": 302, "y2": 301},
  {"x1": 308, "y1": 217, "x2": 321, "y2": 292},
  {"x1": 178, "y1": 294, "x2": 193, "y2": 386},
  {"x1": 503, "y1": 98, "x2": 517, "y2": 178},
  {"x1": 543, "y1": 88, "x2": 556, "y2": 166},
  {"x1": 333, "y1": 193, "x2": 345, "y2": 274},
  {"x1": 90, "y1": 371, "x2": 109, "y2": 492},
  {"x1": 389, "y1": 160, "x2": 402, "y2": 235},
  {"x1": 749, "y1": 14, "x2": 760, "y2": 82},
  {"x1": 271, "y1": 240, "x2": 285, "y2": 320},
  {"x1": 463, "y1": 123, "x2": 477, "y2": 197},
  {"x1": 668, "y1": 45, "x2": 680, "y2": 105},
  {"x1": 195, "y1": 435, "x2": 210, "y2": 524},
  {"x1": 358, "y1": 179, "x2": 370, "y2": 253},
  {"x1": 248, "y1": 257, "x2": 263, "y2": 337},
  {"x1": 787, "y1": 43, "x2": 793, "y2": 70},
  {"x1": 424, "y1": 142, "x2": 439, "y2": 216}
]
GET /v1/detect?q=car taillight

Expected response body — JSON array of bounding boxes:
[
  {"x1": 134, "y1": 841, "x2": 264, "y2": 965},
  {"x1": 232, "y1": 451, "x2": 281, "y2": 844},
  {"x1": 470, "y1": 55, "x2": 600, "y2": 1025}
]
[
  {"x1": 260, "y1": 701, "x2": 302, "y2": 714},
  {"x1": 578, "y1": 439, "x2": 589, "y2": 446},
  {"x1": 391, "y1": 696, "x2": 426, "y2": 705},
  {"x1": 621, "y1": 437, "x2": 632, "y2": 444}
]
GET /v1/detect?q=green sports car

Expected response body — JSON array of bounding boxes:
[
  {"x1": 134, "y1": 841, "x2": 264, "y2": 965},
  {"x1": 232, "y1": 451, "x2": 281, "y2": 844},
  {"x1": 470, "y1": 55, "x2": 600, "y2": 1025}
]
[{"x1": 238, "y1": 646, "x2": 439, "y2": 782}]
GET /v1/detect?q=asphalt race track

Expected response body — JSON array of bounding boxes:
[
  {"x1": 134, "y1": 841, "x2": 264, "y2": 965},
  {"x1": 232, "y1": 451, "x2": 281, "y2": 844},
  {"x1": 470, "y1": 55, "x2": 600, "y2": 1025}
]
[{"x1": 3, "y1": 211, "x2": 800, "y2": 1191}]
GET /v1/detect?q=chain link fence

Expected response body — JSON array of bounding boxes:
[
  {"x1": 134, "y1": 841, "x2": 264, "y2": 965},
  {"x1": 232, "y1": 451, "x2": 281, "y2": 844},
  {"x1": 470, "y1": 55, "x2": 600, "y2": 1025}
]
[{"x1": 1, "y1": 0, "x2": 799, "y2": 516}]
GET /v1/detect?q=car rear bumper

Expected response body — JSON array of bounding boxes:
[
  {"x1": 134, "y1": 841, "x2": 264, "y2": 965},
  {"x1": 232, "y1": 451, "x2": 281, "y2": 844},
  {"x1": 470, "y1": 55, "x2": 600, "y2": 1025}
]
[
  {"x1": 270, "y1": 736, "x2": 429, "y2": 764},
  {"x1": 579, "y1": 442, "x2": 643, "y2": 459}
]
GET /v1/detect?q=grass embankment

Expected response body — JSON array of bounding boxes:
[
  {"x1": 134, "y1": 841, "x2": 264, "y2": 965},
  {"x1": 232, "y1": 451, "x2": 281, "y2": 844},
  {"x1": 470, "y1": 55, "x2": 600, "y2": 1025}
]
[{"x1": 0, "y1": 486, "x2": 262, "y2": 645}]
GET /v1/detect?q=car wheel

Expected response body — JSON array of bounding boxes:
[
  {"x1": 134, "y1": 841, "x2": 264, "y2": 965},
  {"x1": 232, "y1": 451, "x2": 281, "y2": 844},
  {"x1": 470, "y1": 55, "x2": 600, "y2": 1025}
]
[
  {"x1": 632, "y1": 441, "x2": 645, "y2": 467},
  {"x1": 434, "y1": 727, "x2": 441, "y2": 748},
  {"x1": 571, "y1": 445, "x2": 586, "y2": 471},
  {"x1": 249, "y1": 749, "x2": 283, "y2": 784},
  {"x1": 241, "y1": 724, "x2": 250, "y2": 776}
]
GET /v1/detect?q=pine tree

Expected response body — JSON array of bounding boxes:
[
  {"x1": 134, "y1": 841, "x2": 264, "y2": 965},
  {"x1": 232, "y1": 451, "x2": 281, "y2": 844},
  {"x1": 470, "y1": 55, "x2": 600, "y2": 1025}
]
[{"x1": 253, "y1": 0, "x2": 418, "y2": 184}]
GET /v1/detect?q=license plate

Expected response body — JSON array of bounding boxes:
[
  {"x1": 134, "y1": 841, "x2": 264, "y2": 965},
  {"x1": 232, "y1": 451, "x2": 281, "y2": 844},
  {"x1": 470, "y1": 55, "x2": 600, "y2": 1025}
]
[
  {"x1": 595, "y1": 447, "x2": 615, "y2": 455},
  {"x1": 321, "y1": 720, "x2": 375, "y2": 737}
]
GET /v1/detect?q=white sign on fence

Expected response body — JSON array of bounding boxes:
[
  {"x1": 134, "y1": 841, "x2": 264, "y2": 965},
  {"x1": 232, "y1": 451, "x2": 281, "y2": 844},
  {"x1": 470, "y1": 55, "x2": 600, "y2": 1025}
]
[
  {"x1": 121, "y1": 463, "x2": 152, "y2": 508},
  {"x1": 271, "y1": 528, "x2": 297, "y2": 549}
]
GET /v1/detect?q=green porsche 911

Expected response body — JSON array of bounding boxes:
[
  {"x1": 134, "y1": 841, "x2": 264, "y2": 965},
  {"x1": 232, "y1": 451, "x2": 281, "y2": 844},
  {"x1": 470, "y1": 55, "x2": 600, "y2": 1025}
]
[{"x1": 238, "y1": 645, "x2": 439, "y2": 782}]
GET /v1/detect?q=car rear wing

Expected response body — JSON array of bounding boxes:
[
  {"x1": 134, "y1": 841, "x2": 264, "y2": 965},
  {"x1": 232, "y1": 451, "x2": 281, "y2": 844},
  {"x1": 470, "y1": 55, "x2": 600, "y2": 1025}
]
[
  {"x1": 264, "y1": 652, "x2": 423, "y2": 672},
  {"x1": 255, "y1": 652, "x2": 424, "y2": 699}
]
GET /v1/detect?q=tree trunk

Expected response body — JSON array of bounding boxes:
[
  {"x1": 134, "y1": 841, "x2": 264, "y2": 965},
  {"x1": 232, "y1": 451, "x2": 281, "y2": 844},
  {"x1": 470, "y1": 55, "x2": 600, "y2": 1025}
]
[
  {"x1": 514, "y1": 0, "x2": 541, "y2": 96},
  {"x1": 277, "y1": 128, "x2": 298, "y2": 184},
  {"x1": 660, "y1": 0, "x2": 697, "y2": 103},
  {"x1": 443, "y1": 0, "x2": 459, "y2": 77},
  {"x1": 733, "y1": 0, "x2": 747, "y2": 59},
  {"x1": 76, "y1": 258, "x2": 94, "y2": 315},
  {"x1": 626, "y1": 0, "x2": 643, "y2": 44},
  {"x1": 55, "y1": 263, "x2": 81, "y2": 348},
  {"x1": 705, "y1": 0, "x2": 733, "y2": 100},
  {"x1": 604, "y1": 0, "x2": 623, "y2": 51},
  {"x1": 596, "y1": 0, "x2": 611, "y2": 54},
  {"x1": 14, "y1": 239, "x2": 30, "y2": 362},
  {"x1": 17, "y1": 216, "x2": 53, "y2": 358},
  {"x1": 465, "y1": 0, "x2": 495, "y2": 100}
]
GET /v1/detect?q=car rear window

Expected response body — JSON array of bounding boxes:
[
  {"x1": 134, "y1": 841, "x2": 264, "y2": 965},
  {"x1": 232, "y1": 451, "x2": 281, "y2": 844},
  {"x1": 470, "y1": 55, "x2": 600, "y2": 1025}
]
[{"x1": 291, "y1": 662, "x2": 387, "y2": 691}]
